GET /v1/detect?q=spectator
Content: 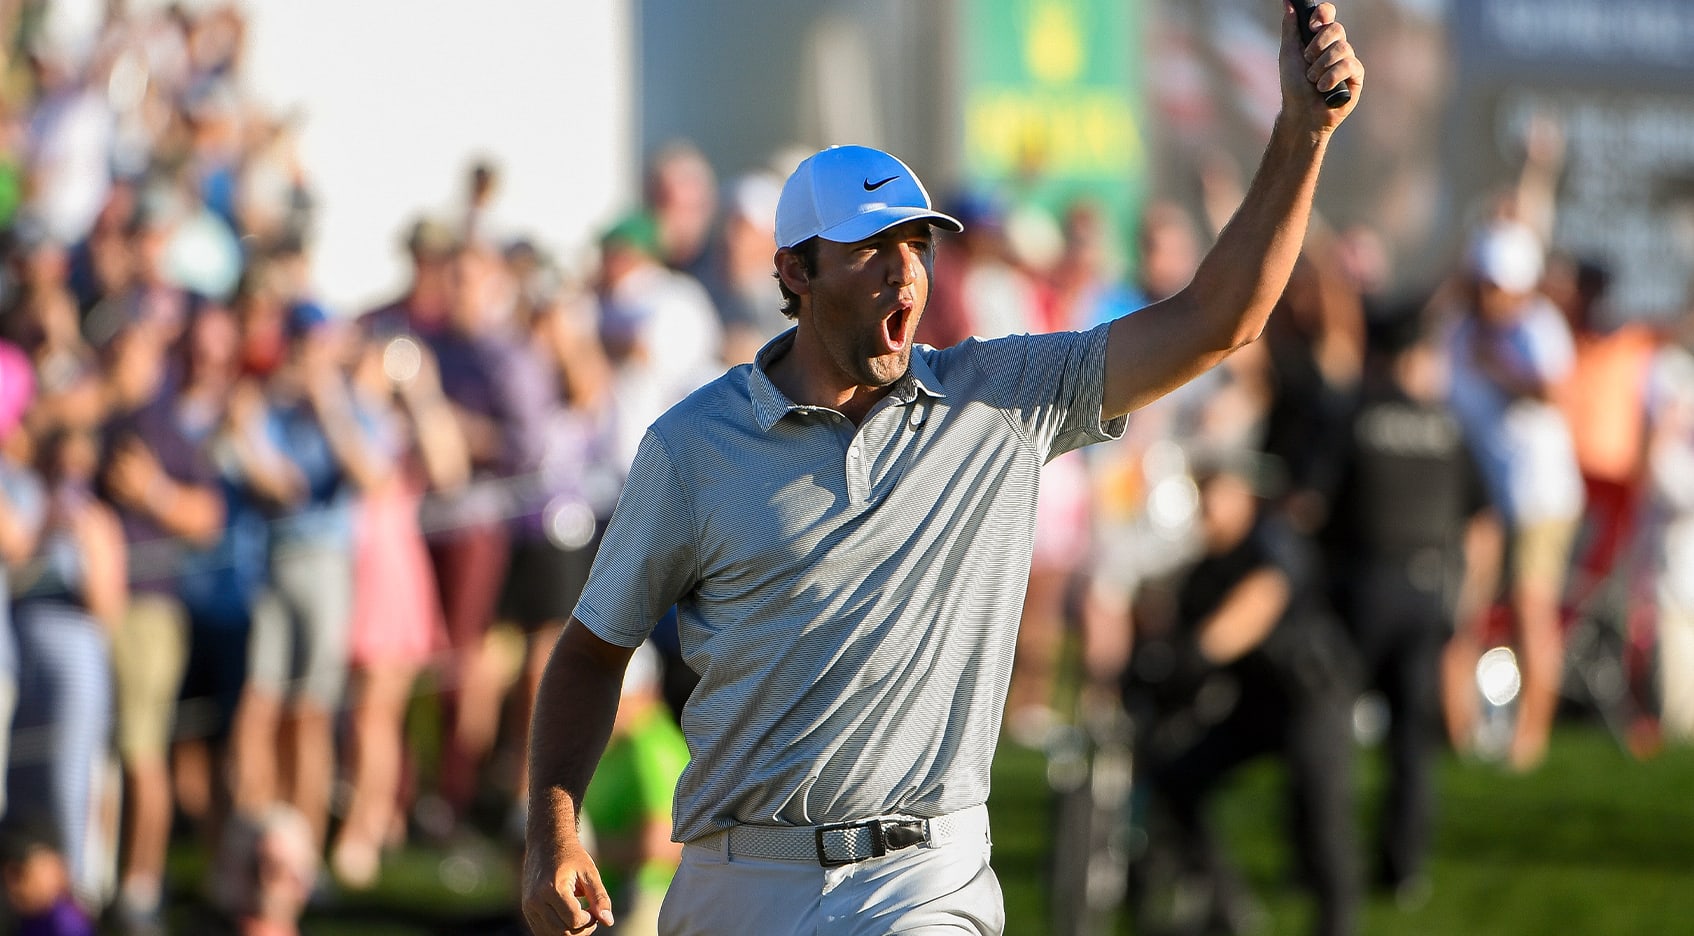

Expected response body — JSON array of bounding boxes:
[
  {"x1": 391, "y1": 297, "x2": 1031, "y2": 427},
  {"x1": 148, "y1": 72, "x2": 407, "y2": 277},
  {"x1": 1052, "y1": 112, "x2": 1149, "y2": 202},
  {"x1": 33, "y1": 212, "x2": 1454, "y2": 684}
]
[
  {"x1": 10, "y1": 423, "x2": 126, "y2": 908},
  {"x1": 87, "y1": 7, "x2": 183, "y2": 182},
  {"x1": 210, "y1": 804, "x2": 317, "y2": 936},
  {"x1": 0, "y1": 338, "x2": 43, "y2": 822},
  {"x1": 1259, "y1": 253, "x2": 1365, "y2": 534},
  {"x1": 1546, "y1": 254, "x2": 1656, "y2": 612},
  {"x1": 231, "y1": 113, "x2": 313, "y2": 255},
  {"x1": 168, "y1": 303, "x2": 268, "y2": 850},
  {"x1": 178, "y1": 78, "x2": 245, "y2": 235},
  {"x1": 228, "y1": 300, "x2": 384, "y2": 852},
  {"x1": 501, "y1": 266, "x2": 623, "y2": 830},
  {"x1": 83, "y1": 188, "x2": 198, "y2": 351},
  {"x1": 1077, "y1": 200, "x2": 1217, "y2": 701},
  {"x1": 229, "y1": 256, "x2": 290, "y2": 380},
  {"x1": 1046, "y1": 199, "x2": 1138, "y2": 335},
  {"x1": 920, "y1": 189, "x2": 1050, "y2": 347},
  {"x1": 594, "y1": 211, "x2": 722, "y2": 469},
  {"x1": 157, "y1": 168, "x2": 243, "y2": 305},
  {"x1": 0, "y1": 100, "x2": 25, "y2": 232},
  {"x1": 1323, "y1": 311, "x2": 1498, "y2": 907},
  {"x1": 2, "y1": 217, "x2": 103, "y2": 435},
  {"x1": 1006, "y1": 439, "x2": 1094, "y2": 750},
  {"x1": 459, "y1": 159, "x2": 507, "y2": 250},
  {"x1": 0, "y1": 813, "x2": 97, "y2": 936},
  {"x1": 1126, "y1": 450, "x2": 1359, "y2": 936},
  {"x1": 66, "y1": 184, "x2": 138, "y2": 327},
  {"x1": 359, "y1": 217, "x2": 457, "y2": 342},
  {"x1": 330, "y1": 326, "x2": 467, "y2": 889},
  {"x1": 2, "y1": 214, "x2": 72, "y2": 347},
  {"x1": 1644, "y1": 310, "x2": 1694, "y2": 742},
  {"x1": 1127, "y1": 199, "x2": 1206, "y2": 317},
  {"x1": 700, "y1": 170, "x2": 787, "y2": 364},
  {"x1": 183, "y1": 4, "x2": 246, "y2": 85},
  {"x1": 1333, "y1": 222, "x2": 1396, "y2": 324},
  {"x1": 642, "y1": 139, "x2": 718, "y2": 280},
  {"x1": 419, "y1": 242, "x2": 549, "y2": 835},
  {"x1": 1442, "y1": 219, "x2": 1584, "y2": 771},
  {"x1": 96, "y1": 321, "x2": 225, "y2": 933},
  {"x1": 21, "y1": 40, "x2": 113, "y2": 248}
]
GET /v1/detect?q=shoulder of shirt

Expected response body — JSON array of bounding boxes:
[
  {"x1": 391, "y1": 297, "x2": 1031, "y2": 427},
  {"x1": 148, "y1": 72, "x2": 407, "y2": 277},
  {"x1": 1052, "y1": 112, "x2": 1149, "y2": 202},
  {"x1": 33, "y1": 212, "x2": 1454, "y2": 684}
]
[
  {"x1": 1254, "y1": 514, "x2": 1317, "y2": 571},
  {"x1": 919, "y1": 329, "x2": 1045, "y2": 375},
  {"x1": 647, "y1": 363, "x2": 750, "y2": 439},
  {"x1": 1521, "y1": 297, "x2": 1571, "y2": 329}
]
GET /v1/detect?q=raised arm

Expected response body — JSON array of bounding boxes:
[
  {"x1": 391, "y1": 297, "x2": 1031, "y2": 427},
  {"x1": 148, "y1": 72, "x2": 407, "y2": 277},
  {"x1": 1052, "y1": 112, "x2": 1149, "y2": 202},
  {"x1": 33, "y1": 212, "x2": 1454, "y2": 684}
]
[
  {"x1": 1101, "y1": 2, "x2": 1362, "y2": 419},
  {"x1": 103, "y1": 437, "x2": 227, "y2": 547},
  {"x1": 522, "y1": 619, "x2": 636, "y2": 935},
  {"x1": 1196, "y1": 567, "x2": 1291, "y2": 666}
]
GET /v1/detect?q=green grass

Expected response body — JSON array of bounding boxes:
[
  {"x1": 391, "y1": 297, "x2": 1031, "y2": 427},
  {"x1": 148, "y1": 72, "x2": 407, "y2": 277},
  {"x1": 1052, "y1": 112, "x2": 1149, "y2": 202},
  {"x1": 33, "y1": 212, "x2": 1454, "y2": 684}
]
[
  {"x1": 988, "y1": 721, "x2": 1694, "y2": 935},
  {"x1": 156, "y1": 721, "x2": 1694, "y2": 934},
  {"x1": 163, "y1": 824, "x2": 523, "y2": 935}
]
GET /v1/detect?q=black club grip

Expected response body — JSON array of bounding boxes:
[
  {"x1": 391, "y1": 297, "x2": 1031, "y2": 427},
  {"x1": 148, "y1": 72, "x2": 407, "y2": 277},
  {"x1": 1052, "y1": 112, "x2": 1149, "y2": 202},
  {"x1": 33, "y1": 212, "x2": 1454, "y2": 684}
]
[{"x1": 1297, "y1": 1, "x2": 1351, "y2": 108}]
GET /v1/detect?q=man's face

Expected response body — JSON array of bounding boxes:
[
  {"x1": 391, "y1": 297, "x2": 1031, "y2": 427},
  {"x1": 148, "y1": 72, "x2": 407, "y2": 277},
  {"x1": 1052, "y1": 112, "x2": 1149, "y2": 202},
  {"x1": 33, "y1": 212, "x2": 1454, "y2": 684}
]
[
  {"x1": 1474, "y1": 277, "x2": 1531, "y2": 327},
  {"x1": 448, "y1": 247, "x2": 507, "y2": 333},
  {"x1": 2, "y1": 849, "x2": 65, "y2": 917},
  {"x1": 801, "y1": 220, "x2": 935, "y2": 389},
  {"x1": 1198, "y1": 472, "x2": 1257, "y2": 554}
]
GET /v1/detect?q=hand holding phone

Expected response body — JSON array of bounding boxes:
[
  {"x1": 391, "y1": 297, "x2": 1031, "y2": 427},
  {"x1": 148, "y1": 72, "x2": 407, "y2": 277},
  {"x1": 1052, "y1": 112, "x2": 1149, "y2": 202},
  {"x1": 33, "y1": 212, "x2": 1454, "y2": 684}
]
[{"x1": 1296, "y1": 0, "x2": 1352, "y2": 108}]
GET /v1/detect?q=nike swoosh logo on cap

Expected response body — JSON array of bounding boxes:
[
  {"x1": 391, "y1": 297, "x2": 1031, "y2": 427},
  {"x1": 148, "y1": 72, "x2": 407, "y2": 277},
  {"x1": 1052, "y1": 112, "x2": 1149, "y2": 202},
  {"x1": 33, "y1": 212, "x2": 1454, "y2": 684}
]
[{"x1": 863, "y1": 175, "x2": 899, "y2": 191}]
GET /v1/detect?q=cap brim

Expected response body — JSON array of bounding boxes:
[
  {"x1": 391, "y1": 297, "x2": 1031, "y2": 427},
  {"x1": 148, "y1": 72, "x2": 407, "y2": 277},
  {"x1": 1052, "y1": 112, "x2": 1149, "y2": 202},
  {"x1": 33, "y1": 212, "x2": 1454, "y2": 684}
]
[{"x1": 813, "y1": 206, "x2": 964, "y2": 245}]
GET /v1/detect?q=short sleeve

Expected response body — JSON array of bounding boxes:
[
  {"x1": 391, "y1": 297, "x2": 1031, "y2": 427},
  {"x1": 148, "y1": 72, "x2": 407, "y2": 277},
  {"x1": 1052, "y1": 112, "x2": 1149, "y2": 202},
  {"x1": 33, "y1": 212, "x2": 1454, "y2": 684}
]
[
  {"x1": 572, "y1": 429, "x2": 701, "y2": 647},
  {"x1": 948, "y1": 323, "x2": 1127, "y2": 461},
  {"x1": 1524, "y1": 303, "x2": 1576, "y2": 381},
  {"x1": 0, "y1": 465, "x2": 47, "y2": 538}
]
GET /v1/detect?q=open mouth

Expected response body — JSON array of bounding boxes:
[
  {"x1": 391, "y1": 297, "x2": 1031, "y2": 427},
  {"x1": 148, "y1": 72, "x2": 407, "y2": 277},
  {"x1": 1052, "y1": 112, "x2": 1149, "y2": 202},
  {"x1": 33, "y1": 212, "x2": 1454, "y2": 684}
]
[{"x1": 881, "y1": 302, "x2": 911, "y2": 352}]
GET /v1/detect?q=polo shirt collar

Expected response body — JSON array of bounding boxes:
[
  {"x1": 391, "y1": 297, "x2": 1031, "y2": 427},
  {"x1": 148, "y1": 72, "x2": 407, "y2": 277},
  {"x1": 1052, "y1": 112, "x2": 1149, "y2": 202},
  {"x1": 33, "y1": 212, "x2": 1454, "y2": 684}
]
[{"x1": 749, "y1": 327, "x2": 948, "y2": 432}]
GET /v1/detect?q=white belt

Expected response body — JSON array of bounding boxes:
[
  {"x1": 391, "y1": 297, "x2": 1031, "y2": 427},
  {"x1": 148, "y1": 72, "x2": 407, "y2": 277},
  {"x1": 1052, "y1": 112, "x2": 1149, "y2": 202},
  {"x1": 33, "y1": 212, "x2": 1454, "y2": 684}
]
[{"x1": 699, "y1": 804, "x2": 989, "y2": 867}]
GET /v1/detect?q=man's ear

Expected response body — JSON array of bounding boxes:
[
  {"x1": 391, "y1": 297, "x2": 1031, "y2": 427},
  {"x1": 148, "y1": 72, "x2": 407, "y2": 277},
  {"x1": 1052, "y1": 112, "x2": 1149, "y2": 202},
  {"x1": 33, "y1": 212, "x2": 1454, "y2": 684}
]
[{"x1": 775, "y1": 248, "x2": 811, "y2": 296}]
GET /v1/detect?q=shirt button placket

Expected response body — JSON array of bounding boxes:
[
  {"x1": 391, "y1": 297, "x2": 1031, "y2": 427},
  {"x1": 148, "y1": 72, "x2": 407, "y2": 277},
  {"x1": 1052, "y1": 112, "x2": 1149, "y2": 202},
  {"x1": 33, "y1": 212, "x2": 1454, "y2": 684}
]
[{"x1": 846, "y1": 442, "x2": 868, "y2": 504}]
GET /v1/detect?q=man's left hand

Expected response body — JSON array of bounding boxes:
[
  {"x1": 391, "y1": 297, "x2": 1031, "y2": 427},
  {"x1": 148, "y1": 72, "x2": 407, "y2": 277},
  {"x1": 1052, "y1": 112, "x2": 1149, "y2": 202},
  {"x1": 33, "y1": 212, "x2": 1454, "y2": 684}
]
[{"x1": 1282, "y1": 2, "x2": 1363, "y2": 133}]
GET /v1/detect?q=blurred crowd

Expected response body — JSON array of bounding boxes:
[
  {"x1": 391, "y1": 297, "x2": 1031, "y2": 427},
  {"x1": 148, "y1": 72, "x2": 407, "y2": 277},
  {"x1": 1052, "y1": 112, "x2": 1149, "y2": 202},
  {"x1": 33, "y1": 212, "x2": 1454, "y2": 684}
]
[
  {"x1": 1055, "y1": 133, "x2": 1694, "y2": 936},
  {"x1": 0, "y1": 3, "x2": 1689, "y2": 936},
  {"x1": 0, "y1": 2, "x2": 728, "y2": 933}
]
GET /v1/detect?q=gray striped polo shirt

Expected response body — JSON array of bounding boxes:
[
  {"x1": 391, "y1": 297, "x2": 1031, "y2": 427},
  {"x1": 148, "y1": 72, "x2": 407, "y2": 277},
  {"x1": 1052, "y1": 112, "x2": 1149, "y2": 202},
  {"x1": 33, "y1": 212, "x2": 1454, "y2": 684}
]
[{"x1": 574, "y1": 322, "x2": 1126, "y2": 843}]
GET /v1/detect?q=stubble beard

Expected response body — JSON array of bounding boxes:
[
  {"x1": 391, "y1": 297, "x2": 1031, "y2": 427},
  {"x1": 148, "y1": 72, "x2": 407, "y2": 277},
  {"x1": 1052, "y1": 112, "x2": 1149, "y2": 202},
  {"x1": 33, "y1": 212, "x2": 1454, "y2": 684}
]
[
  {"x1": 817, "y1": 311, "x2": 913, "y2": 390},
  {"x1": 861, "y1": 343, "x2": 911, "y2": 387},
  {"x1": 840, "y1": 326, "x2": 913, "y2": 389},
  {"x1": 809, "y1": 283, "x2": 922, "y2": 391}
]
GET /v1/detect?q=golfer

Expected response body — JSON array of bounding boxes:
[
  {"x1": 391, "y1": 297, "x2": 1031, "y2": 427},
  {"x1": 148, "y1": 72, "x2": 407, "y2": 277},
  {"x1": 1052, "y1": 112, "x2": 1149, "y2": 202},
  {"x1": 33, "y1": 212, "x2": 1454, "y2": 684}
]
[{"x1": 524, "y1": 4, "x2": 1362, "y2": 933}]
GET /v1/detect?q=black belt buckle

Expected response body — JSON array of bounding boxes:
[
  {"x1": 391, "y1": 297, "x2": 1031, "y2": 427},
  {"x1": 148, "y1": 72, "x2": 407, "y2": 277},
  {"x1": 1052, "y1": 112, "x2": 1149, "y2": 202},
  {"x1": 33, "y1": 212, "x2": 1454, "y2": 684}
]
[{"x1": 814, "y1": 818, "x2": 927, "y2": 867}]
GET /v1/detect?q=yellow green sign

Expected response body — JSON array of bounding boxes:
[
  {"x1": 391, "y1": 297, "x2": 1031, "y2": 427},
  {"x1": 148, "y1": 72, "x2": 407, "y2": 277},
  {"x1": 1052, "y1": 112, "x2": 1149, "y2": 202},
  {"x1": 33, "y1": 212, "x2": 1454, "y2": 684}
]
[{"x1": 962, "y1": 0, "x2": 1146, "y2": 229}]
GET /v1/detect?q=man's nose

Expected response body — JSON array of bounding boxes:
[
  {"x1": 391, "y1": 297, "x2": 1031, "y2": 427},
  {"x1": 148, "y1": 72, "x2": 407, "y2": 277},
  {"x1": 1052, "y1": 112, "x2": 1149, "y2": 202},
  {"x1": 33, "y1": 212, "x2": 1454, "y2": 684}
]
[{"x1": 888, "y1": 243, "x2": 922, "y2": 286}]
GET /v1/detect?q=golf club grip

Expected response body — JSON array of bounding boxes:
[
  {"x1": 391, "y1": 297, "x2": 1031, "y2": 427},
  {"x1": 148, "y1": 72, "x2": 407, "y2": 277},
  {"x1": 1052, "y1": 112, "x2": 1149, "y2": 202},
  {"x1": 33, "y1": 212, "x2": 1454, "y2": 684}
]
[{"x1": 1296, "y1": 1, "x2": 1351, "y2": 108}]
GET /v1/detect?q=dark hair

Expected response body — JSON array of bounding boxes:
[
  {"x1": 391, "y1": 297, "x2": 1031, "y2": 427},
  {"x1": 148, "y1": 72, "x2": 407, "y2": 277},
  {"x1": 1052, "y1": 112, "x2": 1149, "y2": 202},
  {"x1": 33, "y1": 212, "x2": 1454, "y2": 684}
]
[
  {"x1": 1365, "y1": 306, "x2": 1429, "y2": 359},
  {"x1": 1188, "y1": 447, "x2": 1289, "y2": 501},
  {"x1": 0, "y1": 812, "x2": 62, "y2": 866},
  {"x1": 775, "y1": 237, "x2": 820, "y2": 319}
]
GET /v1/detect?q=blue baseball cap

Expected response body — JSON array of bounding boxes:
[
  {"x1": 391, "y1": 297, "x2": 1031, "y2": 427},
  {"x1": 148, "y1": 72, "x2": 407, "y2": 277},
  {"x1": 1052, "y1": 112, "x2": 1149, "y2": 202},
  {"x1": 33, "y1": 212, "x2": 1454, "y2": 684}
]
[
  {"x1": 775, "y1": 145, "x2": 963, "y2": 249},
  {"x1": 285, "y1": 300, "x2": 333, "y2": 339}
]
